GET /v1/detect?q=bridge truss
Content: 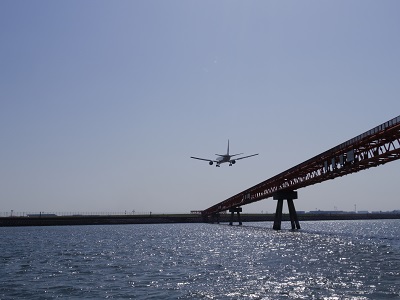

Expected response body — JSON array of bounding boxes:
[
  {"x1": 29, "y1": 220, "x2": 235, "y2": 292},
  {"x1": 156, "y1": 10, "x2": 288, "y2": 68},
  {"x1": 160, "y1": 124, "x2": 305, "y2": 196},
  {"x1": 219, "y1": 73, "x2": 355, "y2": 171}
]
[{"x1": 203, "y1": 115, "x2": 400, "y2": 217}]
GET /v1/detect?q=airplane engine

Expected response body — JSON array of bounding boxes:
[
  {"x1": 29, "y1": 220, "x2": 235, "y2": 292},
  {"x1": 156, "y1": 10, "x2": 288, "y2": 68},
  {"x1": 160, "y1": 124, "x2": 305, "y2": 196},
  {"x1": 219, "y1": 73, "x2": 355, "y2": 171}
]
[
  {"x1": 209, "y1": 161, "x2": 213, "y2": 165},
  {"x1": 231, "y1": 160, "x2": 236, "y2": 164}
]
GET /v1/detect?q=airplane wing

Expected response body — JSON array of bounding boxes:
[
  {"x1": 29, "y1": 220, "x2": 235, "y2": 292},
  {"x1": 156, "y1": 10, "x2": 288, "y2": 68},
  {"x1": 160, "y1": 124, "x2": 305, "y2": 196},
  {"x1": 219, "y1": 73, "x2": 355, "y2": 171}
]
[
  {"x1": 232, "y1": 153, "x2": 259, "y2": 161},
  {"x1": 190, "y1": 156, "x2": 217, "y2": 163}
]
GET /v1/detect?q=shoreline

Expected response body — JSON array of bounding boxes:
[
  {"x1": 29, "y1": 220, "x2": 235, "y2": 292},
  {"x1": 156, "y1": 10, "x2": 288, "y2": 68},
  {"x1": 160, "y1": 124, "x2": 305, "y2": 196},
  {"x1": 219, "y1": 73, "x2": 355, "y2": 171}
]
[{"x1": 1, "y1": 213, "x2": 400, "y2": 227}]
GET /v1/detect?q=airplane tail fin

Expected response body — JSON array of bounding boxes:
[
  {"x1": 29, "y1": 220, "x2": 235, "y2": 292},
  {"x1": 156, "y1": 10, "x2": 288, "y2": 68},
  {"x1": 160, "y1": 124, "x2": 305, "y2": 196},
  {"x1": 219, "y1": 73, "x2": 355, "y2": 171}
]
[{"x1": 226, "y1": 139, "x2": 243, "y2": 156}]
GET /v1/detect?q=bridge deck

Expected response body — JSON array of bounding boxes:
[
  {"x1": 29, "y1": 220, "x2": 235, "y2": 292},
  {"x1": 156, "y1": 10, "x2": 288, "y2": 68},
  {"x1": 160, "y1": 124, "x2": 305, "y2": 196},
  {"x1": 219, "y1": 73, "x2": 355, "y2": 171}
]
[{"x1": 203, "y1": 115, "x2": 400, "y2": 216}]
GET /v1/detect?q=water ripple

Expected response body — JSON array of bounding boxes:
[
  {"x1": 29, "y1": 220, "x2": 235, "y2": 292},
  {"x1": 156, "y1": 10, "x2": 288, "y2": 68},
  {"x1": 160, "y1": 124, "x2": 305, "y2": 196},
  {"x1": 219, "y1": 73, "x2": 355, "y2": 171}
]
[{"x1": 1, "y1": 221, "x2": 400, "y2": 299}]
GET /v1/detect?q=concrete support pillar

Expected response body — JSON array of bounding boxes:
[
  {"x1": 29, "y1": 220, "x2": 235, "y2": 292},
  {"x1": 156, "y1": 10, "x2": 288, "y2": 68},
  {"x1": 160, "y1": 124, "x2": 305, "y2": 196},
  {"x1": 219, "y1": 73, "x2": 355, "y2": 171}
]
[
  {"x1": 212, "y1": 213, "x2": 220, "y2": 224},
  {"x1": 273, "y1": 199, "x2": 284, "y2": 230},
  {"x1": 203, "y1": 211, "x2": 216, "y2": 224},
  {"x1": 273, "y1": 190, "x2": 300, "y2": 230},
  {"x1": 202, "y1": 213, "x2": 209, "y2": 223},
  {"x1": 229, "y1": 207, "x2": 243, "y2": 226},
  {"x1": 287, "y1": 199, "x2": 301, "y2": 230},
  {"x1": 229, "y1": 211, "x2": 234, "y2": 226}
]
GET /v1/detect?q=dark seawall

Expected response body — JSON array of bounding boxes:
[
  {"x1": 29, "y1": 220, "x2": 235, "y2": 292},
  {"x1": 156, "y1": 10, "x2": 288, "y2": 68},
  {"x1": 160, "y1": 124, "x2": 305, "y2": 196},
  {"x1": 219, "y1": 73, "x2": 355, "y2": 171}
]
[
  {"x1": 1, "y1": 213, "x2": 400, "y2": 227},
  {"x1": 0, "y1": 214, "x2": 202, "y2": 227}
]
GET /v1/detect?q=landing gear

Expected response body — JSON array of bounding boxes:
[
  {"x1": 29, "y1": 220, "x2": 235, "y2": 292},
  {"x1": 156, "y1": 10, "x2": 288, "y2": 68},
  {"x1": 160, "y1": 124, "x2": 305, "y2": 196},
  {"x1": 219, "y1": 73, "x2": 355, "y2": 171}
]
[{"x1": 216, "y1": 164, "x2": 220, "y2": 167}]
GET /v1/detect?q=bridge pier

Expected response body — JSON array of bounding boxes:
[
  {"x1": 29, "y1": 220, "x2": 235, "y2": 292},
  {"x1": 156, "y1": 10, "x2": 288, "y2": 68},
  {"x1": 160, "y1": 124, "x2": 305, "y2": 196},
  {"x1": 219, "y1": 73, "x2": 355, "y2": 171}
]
[
  {"x1": 229, "y1": 207, "x2": 242, "y2": 226},
  {"x1": 211, "y1": 213, "x2": 220, "y2": 224},
  {"x1": 273, "y1": 190, "x2": 300, "y2": 230},
  {"x1": 202, "y1": 213, "x2": 209, "y2": 223},
  {"x1": 202, "y1": 213, "x2": 220, "y2": 224}
]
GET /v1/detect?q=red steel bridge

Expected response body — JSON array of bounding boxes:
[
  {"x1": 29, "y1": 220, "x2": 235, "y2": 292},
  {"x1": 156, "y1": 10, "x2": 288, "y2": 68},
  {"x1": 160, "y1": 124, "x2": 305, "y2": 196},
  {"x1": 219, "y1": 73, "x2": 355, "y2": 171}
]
[{"x1": 202, "y1": 115, "x2": 400, "y2": 229}]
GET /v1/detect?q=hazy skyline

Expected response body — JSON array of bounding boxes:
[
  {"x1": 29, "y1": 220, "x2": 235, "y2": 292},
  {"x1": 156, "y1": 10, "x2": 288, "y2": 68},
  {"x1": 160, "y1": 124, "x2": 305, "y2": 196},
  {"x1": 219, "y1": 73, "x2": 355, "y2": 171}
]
[{"x1": 1, "y1": 1, "x2": 400, "y2": 214}]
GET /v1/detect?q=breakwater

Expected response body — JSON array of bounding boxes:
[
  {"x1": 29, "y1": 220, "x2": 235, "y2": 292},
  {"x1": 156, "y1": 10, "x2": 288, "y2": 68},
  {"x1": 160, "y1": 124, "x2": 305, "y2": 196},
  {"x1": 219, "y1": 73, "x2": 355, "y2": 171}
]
[
  {"x1": 1, "y1": 213, "x2": 400, "y2": 227},
  {"x1": 0, "y1": 214, "x2": 201, "y2": 227}
]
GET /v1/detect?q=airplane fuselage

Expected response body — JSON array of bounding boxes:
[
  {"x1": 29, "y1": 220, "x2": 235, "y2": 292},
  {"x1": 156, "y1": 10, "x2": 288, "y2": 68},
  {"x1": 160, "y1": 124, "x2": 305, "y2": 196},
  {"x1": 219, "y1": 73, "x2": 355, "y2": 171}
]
[{"x1": 215, "y1": 155, "x2": 235, "y2": 166}]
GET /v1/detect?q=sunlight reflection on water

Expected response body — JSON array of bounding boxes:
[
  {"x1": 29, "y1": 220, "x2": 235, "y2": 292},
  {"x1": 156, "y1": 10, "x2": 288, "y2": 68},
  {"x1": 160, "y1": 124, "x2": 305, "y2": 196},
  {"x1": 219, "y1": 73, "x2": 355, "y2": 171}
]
[{"x1": 1, "y1": 220, "x2": 400, "y2": 299}]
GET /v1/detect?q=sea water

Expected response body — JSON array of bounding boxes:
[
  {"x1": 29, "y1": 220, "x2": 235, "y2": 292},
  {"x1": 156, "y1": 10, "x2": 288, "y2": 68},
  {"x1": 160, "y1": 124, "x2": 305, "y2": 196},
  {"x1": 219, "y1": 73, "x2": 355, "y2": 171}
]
[{"x1": 1, "y1": 220, "x2": 400, "y2": 299}]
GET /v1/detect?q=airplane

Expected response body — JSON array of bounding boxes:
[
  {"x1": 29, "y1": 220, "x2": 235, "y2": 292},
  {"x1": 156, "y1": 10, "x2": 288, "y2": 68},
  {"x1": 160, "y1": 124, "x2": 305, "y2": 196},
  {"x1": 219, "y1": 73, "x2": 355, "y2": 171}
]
[{"x1": 190, "y1": 140, "x2": 258, "y2": 167}]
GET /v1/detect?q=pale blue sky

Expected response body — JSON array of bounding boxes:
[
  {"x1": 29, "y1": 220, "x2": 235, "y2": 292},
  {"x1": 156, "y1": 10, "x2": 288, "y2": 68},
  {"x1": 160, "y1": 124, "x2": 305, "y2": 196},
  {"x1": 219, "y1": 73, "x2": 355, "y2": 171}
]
[{"x1": 1, "y1": 1, "x2": 400, "y2": 214}]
